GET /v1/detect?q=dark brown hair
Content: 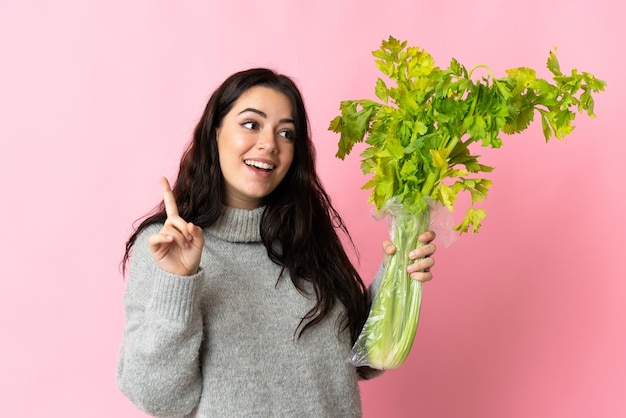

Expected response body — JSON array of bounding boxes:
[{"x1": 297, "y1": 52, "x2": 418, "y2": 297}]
[{"x1": 123, "y1": 68, "x2": 370, "y2": 352}]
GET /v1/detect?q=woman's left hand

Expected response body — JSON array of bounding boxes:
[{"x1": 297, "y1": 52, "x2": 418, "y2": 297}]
[{"x1": 382, "y1": 231, "x2": 437, "y2": 282}]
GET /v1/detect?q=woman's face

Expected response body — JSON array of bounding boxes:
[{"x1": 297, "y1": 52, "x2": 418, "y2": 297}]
[{"x1": 216, "y1": 86, "x2": 295, "y2": 209}]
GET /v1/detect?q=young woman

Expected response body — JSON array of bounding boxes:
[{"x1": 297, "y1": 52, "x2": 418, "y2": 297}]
[{"x1": 117, "y1": 68, "x2": 437, "y2": 417}]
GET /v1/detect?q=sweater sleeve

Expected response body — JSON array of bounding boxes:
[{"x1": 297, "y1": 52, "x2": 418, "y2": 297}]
[{"x1": 117, "y1": 226, "x2": 204, "y2": 417}]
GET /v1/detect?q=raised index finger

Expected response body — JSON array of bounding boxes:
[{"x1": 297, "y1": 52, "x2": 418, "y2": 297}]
[{"x1": 160, "y1": 177, "x2": 179, "y2": 218}]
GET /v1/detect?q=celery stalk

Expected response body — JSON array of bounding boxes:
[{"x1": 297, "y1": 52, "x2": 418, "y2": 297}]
[{"x1": 351, "y1": 204, "x2": 430, "y2": 370}]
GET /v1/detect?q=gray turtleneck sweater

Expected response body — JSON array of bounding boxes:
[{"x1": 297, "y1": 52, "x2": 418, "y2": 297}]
[{"x1": 117, "y1": 206, "x2": 371, "y2": 417}]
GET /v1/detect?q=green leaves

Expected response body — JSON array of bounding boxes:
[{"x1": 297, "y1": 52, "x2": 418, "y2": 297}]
[
  {"x1": 330, "y1": 99, "x2": 380, "y2": 159},
  {"x1": 329, "y1": 36, "x2": 606, "y2": 233}
]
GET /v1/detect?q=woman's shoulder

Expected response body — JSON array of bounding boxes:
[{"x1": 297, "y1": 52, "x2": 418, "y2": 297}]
[
  {"x1": 137, "y1": 222, "x2": 163, "y2": 237},
  {"x1": 132, "y1": 222, "x2": 163, "y2": 241}
]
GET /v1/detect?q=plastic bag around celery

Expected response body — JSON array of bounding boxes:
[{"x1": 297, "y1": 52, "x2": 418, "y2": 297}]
[{"x1": 350, "y1": 198, "x2": 456, "y2": 370}]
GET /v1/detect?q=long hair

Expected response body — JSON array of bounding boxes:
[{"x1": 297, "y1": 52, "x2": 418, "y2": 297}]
[{"x1": 123, "y1": 68, "x2": 370, "y2": 347}]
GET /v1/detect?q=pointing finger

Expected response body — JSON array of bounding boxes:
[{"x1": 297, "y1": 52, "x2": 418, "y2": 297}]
[{"x1": 160, "y1": 177, "x2": 179, "y2": 218}]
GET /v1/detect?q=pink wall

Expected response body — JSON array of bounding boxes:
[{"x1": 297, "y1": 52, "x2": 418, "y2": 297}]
[{"x1": 1, "y1": 0, "x2": 624, "y2": 416}]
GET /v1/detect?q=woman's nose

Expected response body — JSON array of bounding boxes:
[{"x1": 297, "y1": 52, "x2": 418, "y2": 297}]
[{"x1": 257, "y1": 129, "x2": 278, "y2": 153}]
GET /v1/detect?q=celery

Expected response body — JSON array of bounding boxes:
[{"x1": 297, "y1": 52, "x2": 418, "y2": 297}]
[
  {"x1": 330, "y1": 36, "x2": 606, "y2": 370},
  {"x1": 351, "y1": 202, "x2": 429, "y2": 370}
]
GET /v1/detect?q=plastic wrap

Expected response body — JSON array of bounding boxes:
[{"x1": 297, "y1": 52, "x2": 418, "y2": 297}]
[{"x1": 350, "y1": 198, "x2": 454, "y2": 370}]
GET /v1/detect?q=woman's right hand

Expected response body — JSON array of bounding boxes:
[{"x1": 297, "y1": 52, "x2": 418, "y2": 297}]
[{"x1": 148, "y1": 177, "x2": 205, "y2": 276}]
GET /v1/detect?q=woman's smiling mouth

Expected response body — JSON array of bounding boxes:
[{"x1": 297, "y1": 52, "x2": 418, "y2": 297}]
[{"x1": 244, "y1": 159, "x2": 275, "y2": 171}]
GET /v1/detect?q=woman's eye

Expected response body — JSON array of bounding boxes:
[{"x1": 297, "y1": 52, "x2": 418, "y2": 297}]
[
  {"x1": 242, "y1": 121, "x2": 259, "y2": 130},
  {"x1": 278, "y1": 130, "x2": 295, "y2": 140}
]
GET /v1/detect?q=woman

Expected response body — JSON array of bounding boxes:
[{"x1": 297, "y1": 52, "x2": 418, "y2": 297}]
[{"x1": 117, "y1": 68, "x2": 437, "y2": 417}]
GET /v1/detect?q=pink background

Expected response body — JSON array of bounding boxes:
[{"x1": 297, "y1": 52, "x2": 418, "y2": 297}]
[{"x1": 1, "y1": 1, "x2": 624, "y2": 417}]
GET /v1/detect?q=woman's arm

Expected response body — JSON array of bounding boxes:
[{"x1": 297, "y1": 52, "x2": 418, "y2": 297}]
[{"x1": 117, "y1": 225, "x2": 204, "y2": 416}]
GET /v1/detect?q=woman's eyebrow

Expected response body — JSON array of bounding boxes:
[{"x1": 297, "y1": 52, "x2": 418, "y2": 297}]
[
  {"x1": 238, "y1": 107, "x2": 295, "y2": 125},
  {"x1": 238, "y1": 107, "x2": 267, "y2": 118}
]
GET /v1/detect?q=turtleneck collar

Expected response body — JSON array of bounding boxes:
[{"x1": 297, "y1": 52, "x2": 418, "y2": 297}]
[{"x1": 207, "y1": 206, "x2": 265, "y2": 243}]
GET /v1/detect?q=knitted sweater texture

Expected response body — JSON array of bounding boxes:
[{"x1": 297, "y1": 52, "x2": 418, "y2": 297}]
[{"x1": 117, "y1": 206, "x2": 366, "y2": 417}]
